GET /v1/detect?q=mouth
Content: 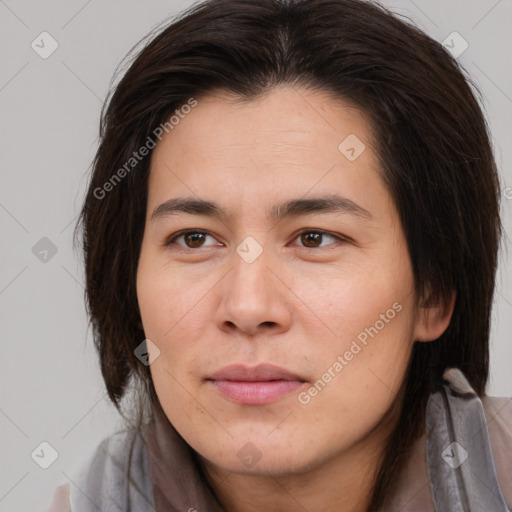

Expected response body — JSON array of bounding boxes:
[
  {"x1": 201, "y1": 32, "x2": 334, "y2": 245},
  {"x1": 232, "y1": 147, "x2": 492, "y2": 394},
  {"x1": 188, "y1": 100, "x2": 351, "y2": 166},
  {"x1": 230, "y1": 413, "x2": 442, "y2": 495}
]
[{"x1": 206, "y1": 363, "x2": 307, "y2": 405}]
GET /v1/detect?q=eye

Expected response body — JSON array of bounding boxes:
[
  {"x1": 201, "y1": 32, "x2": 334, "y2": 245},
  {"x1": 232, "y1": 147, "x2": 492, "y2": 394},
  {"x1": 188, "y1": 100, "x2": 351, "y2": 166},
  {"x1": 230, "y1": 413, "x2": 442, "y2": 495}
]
[
  {"x1": 293, "y1": 230, "x2": 344, "y2": 249},
  {"x1": 165, "y1": 230, "x2": 222, "y2": 249},
  {"x1": 164, "y1": 229, "x2": 347, "y2": 251}
]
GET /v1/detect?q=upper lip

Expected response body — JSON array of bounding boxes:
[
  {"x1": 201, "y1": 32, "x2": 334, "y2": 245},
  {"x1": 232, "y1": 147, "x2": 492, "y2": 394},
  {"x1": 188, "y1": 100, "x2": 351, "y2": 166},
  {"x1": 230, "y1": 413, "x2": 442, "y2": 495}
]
[{"x1": 208, "y1": 364, "x2": 306, "y2": 382}]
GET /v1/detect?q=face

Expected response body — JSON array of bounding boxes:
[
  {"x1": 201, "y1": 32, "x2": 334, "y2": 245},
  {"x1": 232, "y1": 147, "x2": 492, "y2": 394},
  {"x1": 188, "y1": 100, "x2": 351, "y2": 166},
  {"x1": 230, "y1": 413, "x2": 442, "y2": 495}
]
[{"x1": 136, "y1": 85, "x2": 432, "y2": 478}]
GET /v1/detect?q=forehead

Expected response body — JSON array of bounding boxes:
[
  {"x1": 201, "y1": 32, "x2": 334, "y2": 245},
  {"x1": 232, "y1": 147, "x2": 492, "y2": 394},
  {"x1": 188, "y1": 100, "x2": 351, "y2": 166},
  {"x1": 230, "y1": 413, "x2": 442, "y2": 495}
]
[
  {"x1": 152, "y1": 85, "x2": 373, "y2": 158},
  {"x1": 147, "y1": 86, "x2": 385, "y2": 216}
]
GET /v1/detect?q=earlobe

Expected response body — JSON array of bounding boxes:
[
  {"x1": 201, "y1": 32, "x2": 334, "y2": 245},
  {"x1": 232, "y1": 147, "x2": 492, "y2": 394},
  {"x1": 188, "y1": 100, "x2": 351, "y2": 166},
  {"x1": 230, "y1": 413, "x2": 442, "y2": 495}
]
[{"x1": 413, "y1": 290, "x2": 456, "y2": 342}]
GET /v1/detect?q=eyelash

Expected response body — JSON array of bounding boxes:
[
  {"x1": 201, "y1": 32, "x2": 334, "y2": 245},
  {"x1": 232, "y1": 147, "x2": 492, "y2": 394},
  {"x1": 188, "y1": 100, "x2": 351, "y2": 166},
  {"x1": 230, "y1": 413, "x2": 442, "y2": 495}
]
[{"x1": 164, "y1": 229, "x2": 349, "y2": 251}]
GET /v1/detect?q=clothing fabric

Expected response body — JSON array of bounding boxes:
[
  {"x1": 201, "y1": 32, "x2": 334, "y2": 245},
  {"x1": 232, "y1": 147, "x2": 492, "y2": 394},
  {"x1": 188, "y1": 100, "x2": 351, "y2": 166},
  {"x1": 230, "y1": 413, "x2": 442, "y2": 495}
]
[
  {"x1": 46, "y1": 367, "x2": 512, "y2": 511},
  {"x1": 426, "y1": 368, "x2": 509, "y2": 511}
]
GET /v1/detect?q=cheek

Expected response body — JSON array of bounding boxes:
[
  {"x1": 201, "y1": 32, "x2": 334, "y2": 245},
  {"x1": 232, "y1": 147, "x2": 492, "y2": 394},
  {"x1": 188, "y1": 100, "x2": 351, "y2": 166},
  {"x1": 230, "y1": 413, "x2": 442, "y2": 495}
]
[
  {"x1": 297, "y1": 309, "x2": 414, "y2": 448},
  {"x1": 300, "y1": 259, "x2": 416, "y2": 399},
  {"x1": 298, "y1": 260, "x2": 412, "y2": 343},
  {"x1": 137, "y1": 249, "x2": 206, "y2": 339},
  {"x1": 136, "y1": 253, "x2": 215, "y2": 405}
]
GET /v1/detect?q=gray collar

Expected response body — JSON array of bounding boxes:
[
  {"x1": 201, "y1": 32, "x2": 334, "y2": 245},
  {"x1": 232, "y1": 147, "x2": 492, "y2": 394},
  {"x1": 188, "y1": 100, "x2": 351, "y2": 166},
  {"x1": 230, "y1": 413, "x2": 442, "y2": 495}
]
[{"x1": 426, "y1": 367, "x2": 509, "y2": 511}]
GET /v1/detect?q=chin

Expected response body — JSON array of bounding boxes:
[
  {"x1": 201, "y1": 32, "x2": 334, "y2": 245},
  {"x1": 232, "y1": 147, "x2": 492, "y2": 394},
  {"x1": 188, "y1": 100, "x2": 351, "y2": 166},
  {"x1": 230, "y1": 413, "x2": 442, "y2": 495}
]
[{"x1": 199, "y1": 435, "x2": 326, "y2": 477}]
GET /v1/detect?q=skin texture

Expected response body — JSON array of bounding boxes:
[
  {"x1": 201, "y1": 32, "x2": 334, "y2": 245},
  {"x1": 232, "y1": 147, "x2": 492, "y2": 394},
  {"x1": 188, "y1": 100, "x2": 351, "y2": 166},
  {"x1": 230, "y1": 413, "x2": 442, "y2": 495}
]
[{"x1": 136, "y1": 85, "x2": 454, "y2": 512}]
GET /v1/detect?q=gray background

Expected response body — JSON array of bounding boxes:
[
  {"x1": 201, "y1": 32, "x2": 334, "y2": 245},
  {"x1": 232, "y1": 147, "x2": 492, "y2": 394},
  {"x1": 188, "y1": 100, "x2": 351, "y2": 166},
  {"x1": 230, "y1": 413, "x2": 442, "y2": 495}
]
[{"x1": 0, "y1": 0, "x2": 511, "y2": 509}]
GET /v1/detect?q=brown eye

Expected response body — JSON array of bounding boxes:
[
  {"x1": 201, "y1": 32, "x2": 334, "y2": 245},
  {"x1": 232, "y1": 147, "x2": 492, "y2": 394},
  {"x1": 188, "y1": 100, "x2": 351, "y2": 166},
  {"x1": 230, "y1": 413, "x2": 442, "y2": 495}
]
[
  {"x1": 184, "y1": 232, "x2": 206, "y2": 248},
  {"x1": 166, "y1": 230, "x2": 221, "y2": 249},
  {"x1": 300, "y1": 232, "x2": 322, "y2": 248},
  {"x1": 296, "y1": 231, "x2": 339, "y2": 248}
]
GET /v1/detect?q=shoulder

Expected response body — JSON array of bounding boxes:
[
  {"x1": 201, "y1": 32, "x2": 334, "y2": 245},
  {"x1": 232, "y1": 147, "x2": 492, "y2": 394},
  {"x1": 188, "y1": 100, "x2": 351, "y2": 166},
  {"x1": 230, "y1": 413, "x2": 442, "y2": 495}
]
[
  {"x1": 47, "y1": 429, "x2": 154, "y2": 512},
  {"x1": 482, "y1": 395, "x2": 512, "y2": 453},
  {"x1": 481, "y1": 395, "x2": 512, "y2": 509},
  {"x1": 482, "y1": 394, "x2": 512, "y2": 424}
]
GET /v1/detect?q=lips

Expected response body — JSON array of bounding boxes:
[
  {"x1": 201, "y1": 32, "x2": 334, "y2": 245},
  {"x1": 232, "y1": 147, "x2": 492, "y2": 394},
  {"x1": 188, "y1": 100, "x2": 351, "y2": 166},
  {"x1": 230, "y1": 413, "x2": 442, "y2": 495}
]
[
  {"x1": 209, "y1": 363, "x2": 306, "y2": 382},
  {"x1": 207, "y1": 364, "x2": 307, "y2": 405}
]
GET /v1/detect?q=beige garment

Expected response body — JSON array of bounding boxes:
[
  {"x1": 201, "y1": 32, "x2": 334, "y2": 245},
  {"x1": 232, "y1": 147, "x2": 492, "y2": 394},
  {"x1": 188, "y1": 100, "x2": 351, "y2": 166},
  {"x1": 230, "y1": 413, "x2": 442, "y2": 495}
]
[{"x1": 45, "y1": 395, "x2": 512, "y2": 512}]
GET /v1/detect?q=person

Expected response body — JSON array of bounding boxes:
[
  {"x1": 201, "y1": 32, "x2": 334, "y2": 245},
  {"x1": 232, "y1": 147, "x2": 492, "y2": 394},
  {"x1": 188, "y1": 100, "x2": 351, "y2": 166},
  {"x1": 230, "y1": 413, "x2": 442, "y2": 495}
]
[{"x1": 46, "y1": 0, "x2": 512, "y2": 510}]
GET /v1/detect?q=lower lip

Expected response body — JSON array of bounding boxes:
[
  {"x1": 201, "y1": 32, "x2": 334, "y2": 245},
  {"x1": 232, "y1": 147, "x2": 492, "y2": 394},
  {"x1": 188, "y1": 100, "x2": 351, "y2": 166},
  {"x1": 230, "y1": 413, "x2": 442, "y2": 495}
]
[{"x1": 209, "y1": 379, "x2": 304, "y2": 405}]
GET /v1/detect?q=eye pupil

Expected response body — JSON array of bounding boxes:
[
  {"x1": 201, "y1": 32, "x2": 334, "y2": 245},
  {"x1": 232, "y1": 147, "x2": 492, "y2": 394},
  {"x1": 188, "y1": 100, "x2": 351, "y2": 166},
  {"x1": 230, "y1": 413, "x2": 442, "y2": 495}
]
[
  {"x1": 301, "y1": 232, "x2": 322, "y2": 247},
  {"x1": 185, "y1": 232, "x2": 205, "y2": 248}
]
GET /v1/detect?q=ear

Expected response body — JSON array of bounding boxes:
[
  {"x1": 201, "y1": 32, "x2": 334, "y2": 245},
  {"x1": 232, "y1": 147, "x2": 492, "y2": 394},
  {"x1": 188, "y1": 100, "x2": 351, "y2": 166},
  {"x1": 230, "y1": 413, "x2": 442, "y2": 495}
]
[{"x1": 413, "y1": 288, "x2": 456, "y2": 342}]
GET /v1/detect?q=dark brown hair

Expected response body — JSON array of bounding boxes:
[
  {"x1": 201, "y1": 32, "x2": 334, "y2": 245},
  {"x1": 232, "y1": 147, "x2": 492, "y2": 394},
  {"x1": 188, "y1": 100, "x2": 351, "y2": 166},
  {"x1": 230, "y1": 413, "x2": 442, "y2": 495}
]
[{"x1": 74, "y1": 0, "x2": 502, "y2": 509}]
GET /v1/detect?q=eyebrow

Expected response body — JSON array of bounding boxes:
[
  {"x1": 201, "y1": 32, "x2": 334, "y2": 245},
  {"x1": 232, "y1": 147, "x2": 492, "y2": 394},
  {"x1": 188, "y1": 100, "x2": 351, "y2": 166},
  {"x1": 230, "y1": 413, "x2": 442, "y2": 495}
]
[{"x1": 150, "y1": 194, "x2": 372, "y2": 222}]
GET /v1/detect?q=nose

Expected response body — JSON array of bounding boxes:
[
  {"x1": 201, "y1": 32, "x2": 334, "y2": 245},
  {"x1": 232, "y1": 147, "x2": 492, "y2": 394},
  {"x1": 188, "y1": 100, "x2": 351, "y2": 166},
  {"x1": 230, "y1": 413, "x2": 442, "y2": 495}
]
[{"x1": 215, "y1": 248, "x2": 292, "y2": 337}]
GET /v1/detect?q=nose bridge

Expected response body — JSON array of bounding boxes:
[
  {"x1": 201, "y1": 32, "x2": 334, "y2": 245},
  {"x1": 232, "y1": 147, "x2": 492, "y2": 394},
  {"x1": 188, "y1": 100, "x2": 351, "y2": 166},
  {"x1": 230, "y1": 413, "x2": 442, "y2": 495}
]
[
  {"x1": 216, "y1": 238, "x2": 290, "y2": 334},
  {"x1": 229, "y1": 239, "x2": 274, "y2": 302}
]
